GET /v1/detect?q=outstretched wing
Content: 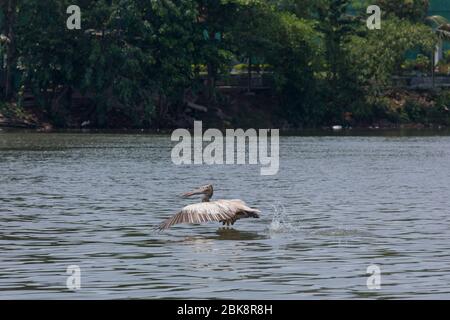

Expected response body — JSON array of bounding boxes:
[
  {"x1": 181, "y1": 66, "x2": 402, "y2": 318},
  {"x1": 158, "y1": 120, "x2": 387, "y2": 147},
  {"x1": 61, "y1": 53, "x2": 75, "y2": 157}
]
[
  {"x1": 157, "y1": 202, "x2": 238, "y2": 230},
  {"x1": 224, "y1": 199, "x2": 261, "y2": 215}
]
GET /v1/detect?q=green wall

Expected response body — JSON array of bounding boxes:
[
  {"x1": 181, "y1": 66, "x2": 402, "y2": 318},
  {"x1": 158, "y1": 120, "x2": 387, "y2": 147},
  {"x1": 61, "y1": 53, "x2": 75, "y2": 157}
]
[
  {"x1": 429, "y1": 0, "x2": 450, "y2": 52},
  {"x1": 429, "y1": 0, "x2": 450, "y2": 20}
]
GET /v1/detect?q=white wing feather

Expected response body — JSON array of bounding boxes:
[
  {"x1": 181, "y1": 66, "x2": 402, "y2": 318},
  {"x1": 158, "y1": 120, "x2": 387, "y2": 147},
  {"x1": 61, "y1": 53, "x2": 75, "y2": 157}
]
[{"x1": 157, "y1": 200, "x2": 260, "y2": 230}]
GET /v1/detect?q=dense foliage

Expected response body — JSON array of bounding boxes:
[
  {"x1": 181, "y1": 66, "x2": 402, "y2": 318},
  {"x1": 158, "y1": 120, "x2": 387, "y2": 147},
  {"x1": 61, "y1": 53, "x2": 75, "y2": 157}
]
[{"x1": 0, "y1": 0, "x2": 445, "y2": 128}]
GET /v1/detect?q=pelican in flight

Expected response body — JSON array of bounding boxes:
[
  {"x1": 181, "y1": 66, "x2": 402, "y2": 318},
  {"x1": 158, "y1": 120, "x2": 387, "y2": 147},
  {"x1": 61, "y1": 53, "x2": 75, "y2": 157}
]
[{"x1": 157, "y1": 185, "x2": 260, "y2": 231}]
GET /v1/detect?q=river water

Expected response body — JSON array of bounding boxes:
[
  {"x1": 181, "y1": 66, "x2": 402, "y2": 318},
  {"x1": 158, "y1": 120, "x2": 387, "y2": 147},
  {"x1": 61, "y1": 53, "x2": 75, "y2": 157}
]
[{"x1": 1, "y1": 130, "x2": 450, "y2": 299}]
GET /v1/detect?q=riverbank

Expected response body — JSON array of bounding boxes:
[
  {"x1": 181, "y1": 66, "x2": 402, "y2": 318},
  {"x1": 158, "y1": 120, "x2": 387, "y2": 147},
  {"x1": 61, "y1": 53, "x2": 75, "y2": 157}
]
[
  {"x1": 0, "y1": 102, "x2": 53, "y2": 131},
  {"x1": 1, "y1": 88, "x2": 450, "y2": 131}
]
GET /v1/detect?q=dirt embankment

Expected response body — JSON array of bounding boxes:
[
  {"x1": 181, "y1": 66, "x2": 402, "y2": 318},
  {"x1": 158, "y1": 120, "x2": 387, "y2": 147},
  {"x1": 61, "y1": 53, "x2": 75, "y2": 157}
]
[
  {"x1": 0, "y1": 88, "x2": 283, "y2": 131},
  {"x1": 1, "y1": 88, "x2": 449, "y2": 131},
  {"x1": 0, "y1": 102, "x2": 53, "y2": 131}
]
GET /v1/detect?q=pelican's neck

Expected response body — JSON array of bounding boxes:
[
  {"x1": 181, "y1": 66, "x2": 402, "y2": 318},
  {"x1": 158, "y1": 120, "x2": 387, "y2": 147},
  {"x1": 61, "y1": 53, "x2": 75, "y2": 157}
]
[{"x1": 202, "y1": 191, "x2": 212, "y2": 202}]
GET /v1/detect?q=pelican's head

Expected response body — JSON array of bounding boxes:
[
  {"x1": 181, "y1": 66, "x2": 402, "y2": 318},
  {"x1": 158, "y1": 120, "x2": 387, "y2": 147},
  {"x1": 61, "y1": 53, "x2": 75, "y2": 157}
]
[{"x1": 182, "y1": 184, "x2": 214, "y2": 202}]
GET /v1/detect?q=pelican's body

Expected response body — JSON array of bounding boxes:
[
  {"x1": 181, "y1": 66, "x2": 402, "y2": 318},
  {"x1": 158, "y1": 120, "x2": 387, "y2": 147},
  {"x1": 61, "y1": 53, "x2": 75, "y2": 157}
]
[{"x1": 158, "y1": 185, "x2": 260, "y2": 230}]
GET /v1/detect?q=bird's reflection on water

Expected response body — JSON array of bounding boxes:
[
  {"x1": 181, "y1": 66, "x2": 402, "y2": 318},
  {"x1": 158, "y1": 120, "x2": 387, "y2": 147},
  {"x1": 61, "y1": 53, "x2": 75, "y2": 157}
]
[
  {"x1": 181, "y1": 228, "x2": 267, "y2": 242},
  {"x1": 213, "y1": 227, "x2": 267, "y2": 240}
]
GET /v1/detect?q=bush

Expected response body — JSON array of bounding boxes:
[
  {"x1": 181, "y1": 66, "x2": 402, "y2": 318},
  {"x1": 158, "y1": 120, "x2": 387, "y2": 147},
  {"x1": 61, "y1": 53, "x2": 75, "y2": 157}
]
[
  {"x1": 233, "y1": 64, "x2": 248, "y2": 72},
  {"x1": 401, "y1": 54, "x2": 431, "y2": 74},
  {"x1": 352, "y1": 96, "x2": 390, "y2": 124},
  {"x1": 192, "y1": 64, "x2": 207, "y2": 74},
  {"x1": 232, "y1": 63, "x2": 273, "y2": 73},
  {"x1": 444, "y1": 50, "x2": 450, "y2": 64},
  {"x1": 436, "y1": 61, "x2": 450, "y2": 75},
  {"x1": 433, "y1": 91, "x2": 450, "y2": 125},
  {"x1": 404, "y1": 98, "x2": 426, "y2": 122}
]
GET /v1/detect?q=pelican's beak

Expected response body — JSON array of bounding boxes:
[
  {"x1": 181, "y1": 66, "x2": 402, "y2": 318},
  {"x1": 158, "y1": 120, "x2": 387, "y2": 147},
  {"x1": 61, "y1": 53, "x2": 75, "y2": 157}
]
[{"x1": 181, "y1": 187, "x2": 205, "y2": 198}]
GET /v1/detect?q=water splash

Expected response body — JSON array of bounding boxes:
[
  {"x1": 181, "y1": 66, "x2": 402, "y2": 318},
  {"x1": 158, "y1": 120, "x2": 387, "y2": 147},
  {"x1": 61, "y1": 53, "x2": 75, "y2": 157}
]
[{"x1": 267, "y1": 203, "x2": 301, "y2": 234}]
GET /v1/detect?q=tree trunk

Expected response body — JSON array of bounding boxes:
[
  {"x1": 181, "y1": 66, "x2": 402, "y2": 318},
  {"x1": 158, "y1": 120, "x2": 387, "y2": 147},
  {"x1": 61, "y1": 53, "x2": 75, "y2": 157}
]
[
  {"x1": 206, "y1": 63, "x2": 216, "y2": 102},
  {"x1": 431, "y1": 52, "x2": 435, "y2": 89},
  {"x1": 4, "y1": 0, "x2": 17, "y2": 101},
  {"x1": 157, "y1": 92, "x2": 168, "y2": 120},
  {"x1": 247, "y1": 57, "x2": 252, "y2": 92},
  {"x1": 434, "y1": 38, "x2": 443, "y2": 66}
]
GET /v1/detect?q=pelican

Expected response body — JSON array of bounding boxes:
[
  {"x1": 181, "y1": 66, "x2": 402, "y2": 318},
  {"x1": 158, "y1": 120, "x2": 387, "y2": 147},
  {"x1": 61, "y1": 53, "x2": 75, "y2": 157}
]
[{"x1": 157, "y1": 185, "x2": 261, "y2": 230}]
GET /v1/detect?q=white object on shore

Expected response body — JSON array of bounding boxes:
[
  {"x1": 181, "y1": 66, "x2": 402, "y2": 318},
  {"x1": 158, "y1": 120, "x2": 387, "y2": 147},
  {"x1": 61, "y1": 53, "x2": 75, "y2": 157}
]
[
  {"x1": 186, "y1": 101, "x2": 208, "y2": 112},
  {"x1": 332, "y1": 125, "x2": 343, "y2": 131}
]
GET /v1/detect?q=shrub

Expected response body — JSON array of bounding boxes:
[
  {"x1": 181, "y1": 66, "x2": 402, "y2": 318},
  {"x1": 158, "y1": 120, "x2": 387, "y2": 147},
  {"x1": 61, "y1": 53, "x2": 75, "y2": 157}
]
[
  {"x1": 192, "y1": 64, "x2": 207, "y2": 73},
  {"x1": 401, "y1": 54, "x2": 431, "y2": 74},
  {"x1": 444, "y1": 50, "x2": 450, "y2": 64},
  {"x1": 233, "y1": 64, "x2": 248, "y2": 72},
  {"x1": 232, "y1": 63, "x2": 273, "y2": 73},
  {"x1": 433, "y1": 91, "x2": 450, "y2": 125},
  {"x1": 404, "y1": 98, "x2": 426, "y2": 122},
  {"x1": 352, "y1": 96, "x2": 390, "y2": 124}
]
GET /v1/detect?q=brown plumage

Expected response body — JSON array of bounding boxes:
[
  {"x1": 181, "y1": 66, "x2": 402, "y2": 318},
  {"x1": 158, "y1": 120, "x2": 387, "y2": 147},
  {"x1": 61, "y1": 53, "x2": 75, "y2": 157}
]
[{"x1": 157, "y1": 185, "x2": 260, "y2": 231}]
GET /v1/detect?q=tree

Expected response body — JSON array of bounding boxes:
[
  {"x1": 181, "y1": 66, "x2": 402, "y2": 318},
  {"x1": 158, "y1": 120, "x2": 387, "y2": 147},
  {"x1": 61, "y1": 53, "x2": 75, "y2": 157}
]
[
  {"x1": 1, "y1": 0, "x2": 17, "y2": 101},
  {"x1": 193, "y1": 0, "x2": 241, "y2": 102},
  {"x1": 346, "y1": 17, "x2": 436, "y2": 120},
  {"x1": 375, "y1": 0, "x2": 429, "y2": 23},
  {"x1": 348, "y1": 18, "x2": 435, "y2": 87},
  {"x1": 15, "y1": 0, "x2": 199, "y2": 127},
  {"x1": 265, "y1": 11, "x2": 323, "y2": 125},
  {"x1": 272, "y1": 0, "x2": 317, "y2": 19},
  {"x1": 80, "y1": 0, "x2": 198, "y2": 126},
  {"x1": 314, "y1": 0, "x2": 359, "y2": 123},
  {"x1": 229, "y1": 0, "x2": 275, "y2": 92}
]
